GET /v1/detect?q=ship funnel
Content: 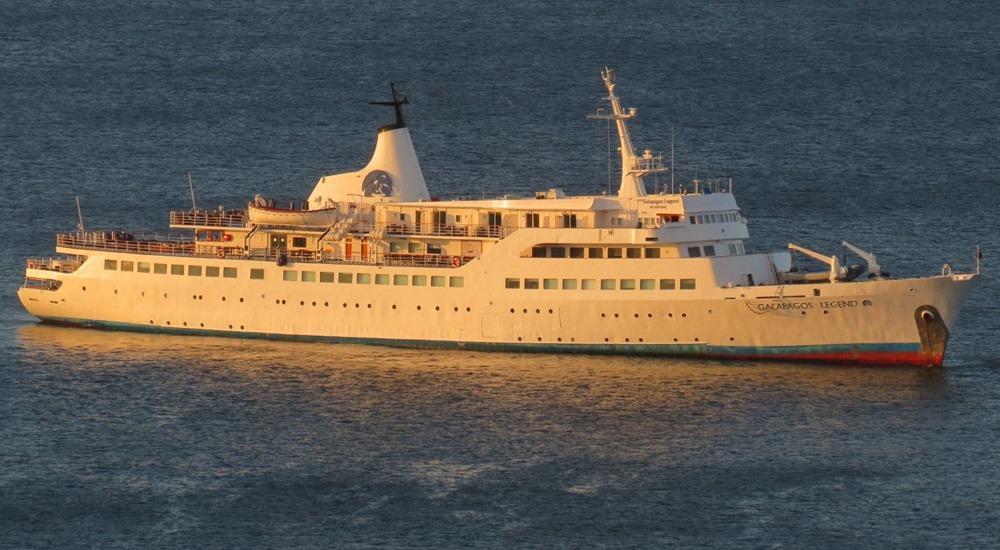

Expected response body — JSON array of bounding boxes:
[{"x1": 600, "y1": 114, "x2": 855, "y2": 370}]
[{"x1": 308, "y1": 85, "x2": 430, "y2": 207}]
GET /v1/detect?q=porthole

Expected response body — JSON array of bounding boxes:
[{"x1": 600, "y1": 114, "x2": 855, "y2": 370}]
[
  {"x1": 275, "y1": 299, "x2": 280, "y2": 304},
  {"x1": 823, "y1": 310, "x2": 828, "y2": 315},
  {"x1": 149, "y1": 320, "x2": 153, "y2": 324},
  {"x1": 240, "y1": 325, "x2": 244, "y2": 330},
  {"x1": 647, "y1": 313, "x2": 652, "y2": 318},
  {"x1": 557, "y1": 337, "x2": 562, "y2": 342},
  {"x1": 200, "y1": 323, "x2": 204, "y2": 327},
  {"x1": 467, "y1": 307, "x2": 472, "y2": 312},
  {"x1": 673, "y1": 337, "x2": 678, "y2": 342},
  {"x1": 681, "y1": 313, "x2": 686, "y2": 318},
  {"x1": 436, "y1": 306, "x2": 441, "y2": 311},
  {"x1": 517, "y1": 337, "x2": 522, "y2": 342},
  {"x1": 510, "y1": 308, "x2": 515, "y2": 313},
  {"x1": 454, "y1": 307, "x2": 459, "y2": 312},
  {"x1": 801, "y1": 311, "x2": 806, "y2": 316},
  {"x1": 301, "y1": 301, "x2": 305, "y2": 306},
  {"x1": 668, "y1": 313, "x2": 673, "y2": 318},
  {"x1": 708, "y1": 309, "x2": 712, "y2": 314},
  {"x1": 367, "y1": 304, "x2": 372, "y2": 309},
  {"x1": 82, "y1": 286, "x2": 87, "y2": 291},
  {"x1": 638, "y1": 338, "x2": 644, "y2": 342},
  {"x1": 193, "y1": 295, "x2": 198, "y2": 300},
  {"x1": 625, "y1": 338, "x2": 630, "y2": 342},
  {"x1": 312, "y1": 301, "x2": 316, "y2": 306},
  {"x1": 694, "y1": 337, "x2": 699, "y2": 342},
  {"x1": 182, "y1": 322, "x2": 187, "y2": 326},
  {"x1": 228, "y1": 324, "x2": 233, "y2": 329},
  {"x1": 343, "y1": 303, "x2": 348, "y2": 308},
  {"x1": 240, "y1": 298, "x2": 244, "y2": 303},
  {"x1": 633, "y1": 313, "x2": 639, "y2": 319},
  {"x1": 392, "y1": 305, "x2": 397, "y2": 309},
  {"x1": 114, "y1": 290, "x2": 118, "y2": 295},
  {"x1": 221, "y1": 297, "x2": 226, "y2": 302},
  {"x1": 535, "y1": 309, "x2": 540, "y2": 314},
  {"x1": 281, "y1": 299, "x2": 286, "y2": 305},
  {"x1": 417, "y1": 305, "x2": 422, "y2": 310},
  {"x1": 601, "y1": 313, "x2": 606, "y2": 318},
  {"x1": 324, "y1": 302, "x2": 329, "y2": 307},
  {"x1": 537, "y1": 337, "x2": 542, "y2": 342},
  {"x1": 163, "y1": 293, "x2": 168, "y2": 298},
  {"x1": 355, "y1": 303, "x2": 360, "y2": 308},
  {"x1": 604, "y1": 337, "x2": 610, "y2": 342},
  {"x1": 523, "y1": 308, "x2": 528, "y2": 314},
  {"x1": 166, "y1": 321, "x2": 171, "y2": 326},
  {"x1": 614, "y1": 313, "x2": 619, "y2": 318},
  {"x1": 729, "y1": 337, "x2": 735, "y2": 342}
]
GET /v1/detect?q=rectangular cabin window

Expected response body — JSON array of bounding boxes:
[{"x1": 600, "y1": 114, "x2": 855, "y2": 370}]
[
  {"x1": 449, "y1": 277, "x2": 464, "y2": 288},
  {"x1": 626, "y1": 248, "x2": 641, "y2": 259},
  {"x1": 505, "y1": 278, "x2": 521, "y2": 289},
  {"x1": 433, "y1": 211, "x2": 448, "y2": 226},
  {"x1": 600, "y1": 279, "x2": 616, "y2": 290},
  {"x1": 703, "y1": 245, "x2": 716, "y2": 257},
  {"x1": 644, "y1": 248, "x2": 661, "y2": 259},
  {"x1": 525, "y1": 213, "x2": 540, "y2": 228},
  {"x1": 488, "y1": 211, "x2": 502, "y2": 227},
  {"x1": 660, "y1": 278, "x2": 676, "y2": 290},
  {"x1": 408, "y1": 242, "x2": 422, "y2": 253},
  {"x1": 393, "y1": 275, "x2": 408, "y2": 286},
  {"x1": 431, "y1": 276, "x2": 445, "y2": 287},
  {"x1": 104, "y1": 259, "x2": 117, "y2": 270},
  {"x1": 549, "y1": 247, "x2": 566, "y2": 258},
  {"x1": 531, "y1": 246, "x2": 546, "y2": 258},
  {"x1": 524, "y1": 278, "x2": 540, "y2": 290},
  {"x1": 687, "y1": 246, "x2": 702, "y2": 258},
  {"x1": 728, "y1": 243, "x2": 738, "y2": 255},
  {"x1": 120, "y1": 261, "x2": 134, "y2": 272},
  {"x1": 581, "y1": 279, "x2": 596, "y2": 290},
  {"x1": 375, "y1": 274, "x2": 389, "y2": 285},
  {"x1": 390, "y1": 241, "x2": 406, "y2": 253},
  {"x1": 412, "y1": 275, "x2": 427, "y2": 286},
  {"x1": 339, "y1": 272, "x2": 353, "y2": 284},
  {"x1": 283, "y1": 270, "x2": 297, "y2": 282},
  {"x1": 301, "y1": 271, "x2": 316, "y2": 283},
  {"x1": 427, "y1": 242, "x2": 443, "y2": 255},
  {"x1": 569, "y1": 247, "x2": 585, "y2": 258},
  {"x1": 680, "y1": 278, "x2": 696, "y2": 290},
  {"x1": 220, "y1": 267, "x2": 235, "y2": 279},
  {"x1": 170, "y1": 264, "x2": 184, "y2": 275},
  {"x1": 640, "y1": 279, "x2": 655, "y2": 290},
  {"x1": 250, "y1": 268, "x2": 265, "y2": 280},
  {"x1": 455, "y1": 215, "x2": 462, "y2": 223},
  {"x1": 588, "y1": 247, "x2": 603, "y2": 259},
  {"x1": 690, "y1": 216, "x2": 697, "y2": 224},
  {"x1": 562, "y1": 279, "x2": 577, "y2": 290},
  {"x1": 562, "y1": 213, "x2": 577, "y2": 228},
  {"x1": 607, "y1": 248, "x2": 622, "y2": 259},
  {"x1": 154, "y1": 263, "x2": 167, "y2": 274},
  {"x1": 356, "y1": 273, "x2": 372, "y2": 284},
  {"x1": 543, "y1": 278, "x2": 558, "y2": 290},
  {"x1": 204, "y1": 266, "x2": 218, "y2": 277},
  {"x1": 620, "y1": 279, "x2": 636, "y2": 290},
  {"x1": 320, "y1": 272, "x2": 335, "y2": 283},
  {"x1": 188, "y1": 265, "x2": 202, "y2": 277},
  {"x1": 291, "y1": 236, "x2": 307, "y2": 248}
]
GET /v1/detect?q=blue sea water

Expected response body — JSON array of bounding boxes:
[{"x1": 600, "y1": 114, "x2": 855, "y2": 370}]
[{"x1": 2, "y1": 1, "x2": 999, "y2": 547}]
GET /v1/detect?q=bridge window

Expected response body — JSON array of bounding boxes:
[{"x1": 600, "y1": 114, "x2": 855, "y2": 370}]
[
  {"x1": 687, "y1": 247, "x2": 702, "y2": 258},
  {"x1": 390, "y1": 242, "x2": 406, "y2": 253},
  {"x1": 427, "y1": 242, "x2": 443, "y2": 254},
  {"x1": 408, "y1": 242, "x2": 422, "y2": 253},
  {"x1": 222, "y1": 267, "x2": 237, "y2": 278},
  {"x1": 562, "y1": 279, "x2": 577, "y2": 290},
  {"x1": 640, "y1": 279, "x2": 655, "y2": 290},
  {"x1": 291, "y1": 236, "x2": 307, "y2": 248},
  {"x1": 524, "y1": 278, "x2": 539, "y2": 289},
  {"x1": 620, "y1": 279, "x2": 636, "y2": 290},
  {"x1": 588, "y1": 247, "x2": 603, "y2": 259},
  {"x1": 137, "y1": 262, "x2": 151, "y2": 273},
  {"x1": 154, "y1": 263, "x2": 167, "y2": 274},
  {"x1": 525, "y1": 213, "x2": 540, "y2": 228},
  {"x1": 704, "y1": 245, "x2": 716, "y2": 257},
  {"x1": 412, "y1": 275, "x2": 427, "y2": 286},
  {"x1": 562, "y1": 213, "x2": 577, "y2": 228},
  {"x1": 488, "y1": 211, "x2": 502, "y2": 226},
  {"x1": 357, "y1": 273, "x2": 372, "y2": 284},
  {"x1": 204, "y1": 266, "x2": 218, "y2": 277},
  {"x1": 607, "y1": 248, "x2": 622, "y2": 259},
  {"x1": 250, "y1": 269, "x2": 264, "y2": 280},
  {"x1": 283, "y1": 270, "x2": 297, "y2": 282},
  {"x1": 581, "y1": 279, "x2": 596, "y2": 290},
  {"x1": 626, "y1": 248, "x2": 641, "y2": 259},
  {"x1": 375, "y1": 274, "x2": 389, "y2": 285},
  {"x1": 543, "y1": 278, "x2": 558, "y2": 290},
  {"x1": 660, "y1": 279, "x2": 676, "y2": 290},
  {"x1": 601, "y1": 279, "x2": 616, "y2": 290},
  {"x1": 569, "y1": 247, "x2": 584, "y2": 258},
  {"x1": 531, "y1": 247, "x2": 546, "y2": 258},
  {"x1": 171, "y1": 264, "x2": 185, "y2": 275},
  {"x1": 301, "y1": 271, "x2": 316, "y2": 282},
  {"x1": 431, "y1": 276, "x2": 445, "y2": 287},
  {"x1": 120, "y1": 261, "x2": 134, "y2": 272},
  {"x1": 189, "y1": 265, "x2": 203, "y2": 277},
  {"x1": 549, "y1": 247, "x2": 566, "y2": 258},
  {"x1": 339, "y1": 272, "x2": 353, "y2": 284},
  {"x1": 644, "y1": 248, "x2": 661, "y2": 259},
  {"x1": 449, "y1": 277, "x2": 464, "y2": 288},
  {"x1": 394, "y1": 275, "x2": 408, "y2": 286},
  {"x1": 680, "y1": 278, "x2": 696, "y2": 290},
  {"x1": 104, "y1": 259, "x2": 117, "y2": 270},
  {"x1": 505, "y1": 278, "x2": 520, "y2": 289},
  {"x1": 320, "y1": 272, "x2": 335, "y2": 283},
  {"x1": 728, "y1": 244, "x2": 738, "y2": 255}
]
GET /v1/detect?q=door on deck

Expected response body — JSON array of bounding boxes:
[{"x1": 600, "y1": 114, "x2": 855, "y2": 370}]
[{"x1": 270, "y1": 234, "x2": 287, "y2": 256}]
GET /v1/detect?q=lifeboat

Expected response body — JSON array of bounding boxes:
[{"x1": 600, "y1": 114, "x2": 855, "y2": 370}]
[{"x1": 247, "y1": 201, "x2": 340, "y2": 227}]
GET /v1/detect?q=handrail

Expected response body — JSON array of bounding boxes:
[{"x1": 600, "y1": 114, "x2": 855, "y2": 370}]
[
  {"x1": 169, "y1": 209, "x2": 246, "y2": 228},
  {"x1": 26, "y1": 256, "x2": 83, "y2": 273}
]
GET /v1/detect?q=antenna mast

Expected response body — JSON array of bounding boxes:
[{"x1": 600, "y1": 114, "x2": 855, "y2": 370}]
[
  {"x1": 187, "y1": 172, "x2": 197, "y2": 211},
  {"x1": 75, "y1": 196, "x2": 85, "y2": 234}
]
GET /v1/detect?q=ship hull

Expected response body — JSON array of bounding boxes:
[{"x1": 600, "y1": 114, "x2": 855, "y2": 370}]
[{"x1": 19, "y1": 250, "x2": 978, "y2": 367}]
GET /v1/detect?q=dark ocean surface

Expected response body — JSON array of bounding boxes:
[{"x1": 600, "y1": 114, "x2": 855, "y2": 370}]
[{"x1": 2, "y1": 1, "x2": 999, "y2": 547}]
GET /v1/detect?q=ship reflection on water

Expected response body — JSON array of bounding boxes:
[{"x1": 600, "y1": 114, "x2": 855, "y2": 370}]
[{"x1": 11, "y1": 323, "x2": 955, "y2": 546}]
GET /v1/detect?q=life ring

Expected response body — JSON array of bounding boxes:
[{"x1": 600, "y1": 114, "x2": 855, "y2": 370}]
[
  {"x1": 216, "y1": 248, "x2": 226, "y2": 258},
  {"x1": 223, "y1": 233, "x2": 233, "y2": 242},
  {"x1": 451, "y1": 256, "x2": 461, "y2": 268}
]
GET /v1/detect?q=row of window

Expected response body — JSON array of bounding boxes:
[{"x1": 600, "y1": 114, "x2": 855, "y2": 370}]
[
  {"x1": 103, "y1": 259, "x2": 465, "y2": 288},
  {"x1": 531, "y1": 246, "x2": 666, "y2": 259},
  {"x1": 504, "y1": 277, "x2": 696, "y2": 290},
  {"x1": 106, "y1": 259, "x2": 237, "y2": 278},
  {"x1": 690, "y1": 212, "x2": 741, "y2": 225},
  {"x1": 277, "y1": 270, "x2": 464, "y2": 288}
]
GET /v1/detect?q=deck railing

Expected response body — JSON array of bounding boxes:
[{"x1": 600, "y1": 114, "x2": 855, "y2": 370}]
[
  {"x1": 57, "y1": 232, "x2": 196, "y2": 257},
  {"x1": 382, "y1": 222, "x2": 509, "y2": 239},
  {"x1": 26, "y1": 256, "x2": 83, "y2": 273},
  {"x1": 169, "y1": 209, "x2": 247, "y2": 228}
]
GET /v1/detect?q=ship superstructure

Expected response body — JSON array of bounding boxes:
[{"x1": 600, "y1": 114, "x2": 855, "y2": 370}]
[{"x1": 18, "y1": 71, "x2": 979, "y2": 366}]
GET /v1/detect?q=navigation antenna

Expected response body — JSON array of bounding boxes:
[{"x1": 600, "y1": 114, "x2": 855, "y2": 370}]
[
  {"x1": 75, "y1": 196, "x2": 85, "y2": 234},
  {"x1": 187, "y1": 172, "x2": 197, "y2": 211},
  {"x1": 369, "y1": 82, "x2": 409, "y2": 130},
  {"x1": 587, "y1": 68, "x2": 667, "y2": 199}
]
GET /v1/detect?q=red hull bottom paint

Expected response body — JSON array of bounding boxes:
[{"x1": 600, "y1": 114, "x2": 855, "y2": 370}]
[{"x1": 713, "y1": 351, "x2": 943, "y2": 368}]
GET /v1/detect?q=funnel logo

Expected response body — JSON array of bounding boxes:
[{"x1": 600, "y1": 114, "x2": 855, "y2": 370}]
[{"x1": 363, "y1": 170, "x2": 394, "y2": 196}]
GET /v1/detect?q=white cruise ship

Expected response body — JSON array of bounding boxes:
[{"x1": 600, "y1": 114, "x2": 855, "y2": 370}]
[{"x1": 18, "y1": 70, "x2": 980, "y2": 367}]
